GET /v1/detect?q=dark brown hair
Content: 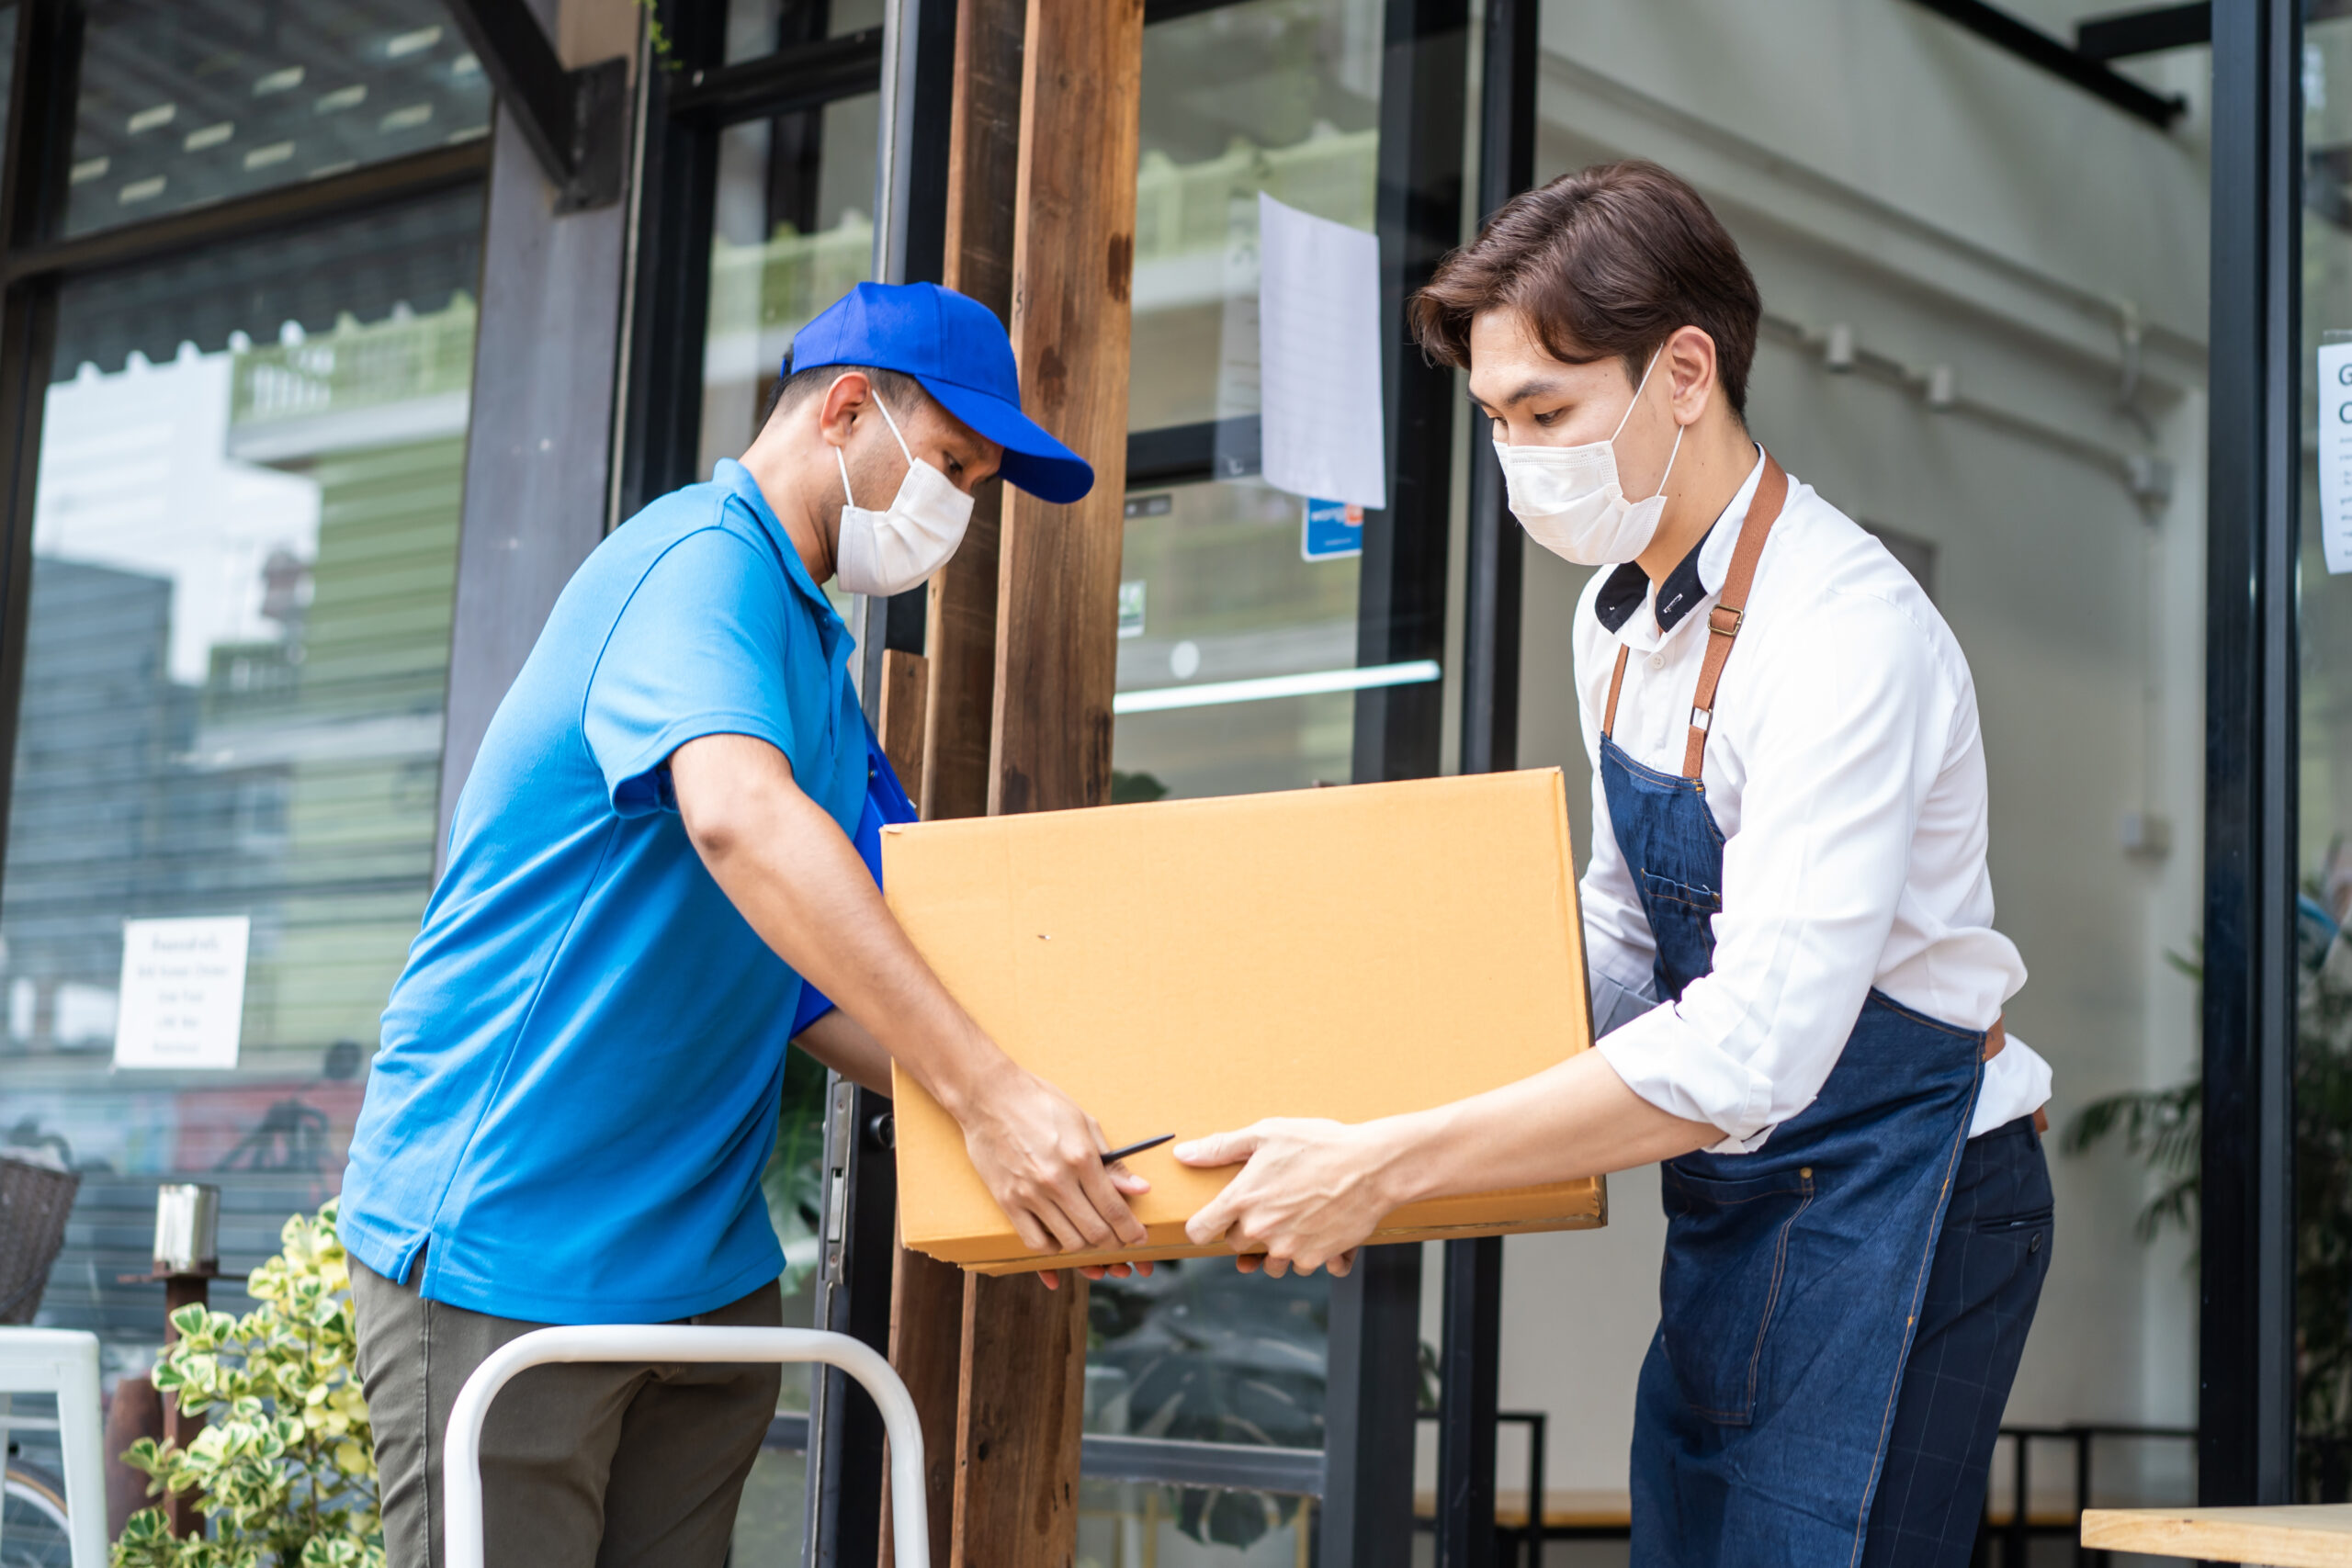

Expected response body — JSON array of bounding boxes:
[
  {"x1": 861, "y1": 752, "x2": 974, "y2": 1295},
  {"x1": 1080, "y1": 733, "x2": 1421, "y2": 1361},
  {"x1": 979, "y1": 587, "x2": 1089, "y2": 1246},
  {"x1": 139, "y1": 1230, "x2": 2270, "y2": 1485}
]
[{"x1": 1410, "y1": 160, "x2": 1762, "y2": 416}]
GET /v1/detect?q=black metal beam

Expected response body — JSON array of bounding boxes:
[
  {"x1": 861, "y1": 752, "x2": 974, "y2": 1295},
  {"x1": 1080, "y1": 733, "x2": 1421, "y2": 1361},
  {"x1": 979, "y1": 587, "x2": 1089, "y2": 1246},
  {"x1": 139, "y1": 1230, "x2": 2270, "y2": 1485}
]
[
  {"x1": 1458, "y1": 0, "x2": 1535, "y2": 782},
  {"x1": 1903, "y1": 0, "x2": 2188, "y2": 127},
  {"x1": 1, "y1": 141, "x2": 492, "y2": 284},
  {"x1": 1353, "y1": 0, "x2": 1468, "y2": 788},
  {"x1": 1081, "y1": 1435, "x2": 1327, "y2": 1495},
  {"x1": 1321, "y1": 1244, "x2": 1425, "y2": 1568},
  {"x1": 442, "y1": 0, "x2": 628, "y2": 209},
  {"x1": 803, "y1": 1077, "x2": 899, "y2": 1568},
  {"x1": 2199, "y1": 0, "x2": 2299, "y2": 1507},
  {"x1": 665, "y1": 28, "x2": 886, "y2": 126},
  {"x1": 2076, "y1": 2, "x2": 2210, "y2": 60},
  {"x1": 1434, "y1": 1236, "x2": 1502, "y2": 1568},
  {"x1": 1124, "y1": 417, "x2": 1261, "y2": 490},
  {"x1": 0, "y1": 0, "x2": 74, "y2": 903}
]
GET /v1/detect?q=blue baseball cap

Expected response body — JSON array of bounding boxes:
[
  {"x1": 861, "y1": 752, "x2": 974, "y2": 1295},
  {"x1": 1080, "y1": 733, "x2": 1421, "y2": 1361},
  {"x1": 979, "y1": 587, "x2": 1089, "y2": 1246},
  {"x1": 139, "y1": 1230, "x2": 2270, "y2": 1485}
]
[{"x1": 787, "y1": 281, "x2": 1094, "y2": 505}]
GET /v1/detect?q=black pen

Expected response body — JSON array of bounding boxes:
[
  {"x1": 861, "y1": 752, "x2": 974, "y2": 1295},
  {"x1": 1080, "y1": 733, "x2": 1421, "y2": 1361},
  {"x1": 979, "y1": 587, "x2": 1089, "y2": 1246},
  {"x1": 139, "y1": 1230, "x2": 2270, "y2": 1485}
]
[{"x1": 1102, "y1": 1133, "x2": 1175, "y2": 1165}]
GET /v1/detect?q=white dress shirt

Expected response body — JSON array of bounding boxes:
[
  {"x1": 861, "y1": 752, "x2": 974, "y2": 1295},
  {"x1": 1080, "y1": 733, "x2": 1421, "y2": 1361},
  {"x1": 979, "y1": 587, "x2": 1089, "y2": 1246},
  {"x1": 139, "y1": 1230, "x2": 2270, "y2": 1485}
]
[{"x1": 1577, "y1": 452, "x2": 2052, "y2": 1149}]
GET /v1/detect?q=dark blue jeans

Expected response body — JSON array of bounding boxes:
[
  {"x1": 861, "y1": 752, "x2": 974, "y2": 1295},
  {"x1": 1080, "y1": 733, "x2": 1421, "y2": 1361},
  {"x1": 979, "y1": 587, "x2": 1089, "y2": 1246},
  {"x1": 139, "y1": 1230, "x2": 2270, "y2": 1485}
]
[{"x1": 1860, "y1": 1114, "x2": 2055, "y2": 1568}]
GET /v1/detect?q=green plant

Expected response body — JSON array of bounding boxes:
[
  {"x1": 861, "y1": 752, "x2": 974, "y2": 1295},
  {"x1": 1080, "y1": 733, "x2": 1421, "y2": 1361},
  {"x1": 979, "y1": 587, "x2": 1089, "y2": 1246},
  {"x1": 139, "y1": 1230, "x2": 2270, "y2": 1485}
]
[
  {"x1": 112, "y1": 1200, "x2": 381, "y2": 1568},
  {"x1": 2068, "y1": 919, "x2": 2352, "y2": 1500}
]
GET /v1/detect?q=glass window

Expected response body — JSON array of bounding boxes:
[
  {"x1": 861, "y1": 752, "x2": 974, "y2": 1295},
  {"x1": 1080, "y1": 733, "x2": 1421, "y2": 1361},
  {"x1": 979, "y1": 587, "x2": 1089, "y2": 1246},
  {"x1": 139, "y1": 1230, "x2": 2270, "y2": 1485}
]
[
  {"x1": 1094, "y1": 0, "x2": 1392, "y2": 1504},
  {"x1": 723, "y1": 0, "x2": 887, "y2": 64},
  {"x1": 2301, "y1": 9, "x2": 2352, "y2": 1502},
  {"x1": 63, "y1": 0, "x2": 491, "y2": 239},
  {"x1": 1112, "y1": 0, "x2": 1387, "y2": 811},
  {"x1": 1077, "y1": 1482, "x2": 1316, "y2": 1567},
  {"x1": 700, "y1": 92, "x2": 881, "y2": 481},
  {"x1": 1127, "y1": 0, "x2": 1382, "y2": 432},
  {"x1": 5, "y1": 190, "x2": 481, "y2": 1381},
  {"x1": 690, "y1": 78, "x2": 882, "y2": 1557},
  {"x1": 1512, "y1": 0, "x2": 2211, "y2": 1523}
]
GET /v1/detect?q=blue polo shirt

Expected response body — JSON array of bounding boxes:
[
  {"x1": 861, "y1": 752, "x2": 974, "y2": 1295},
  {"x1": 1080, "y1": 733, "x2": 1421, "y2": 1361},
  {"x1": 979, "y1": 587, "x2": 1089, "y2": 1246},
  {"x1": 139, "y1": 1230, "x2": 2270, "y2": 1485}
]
[{"x1": 339, "y1": 459, "x2": 866, "y2": 1324}]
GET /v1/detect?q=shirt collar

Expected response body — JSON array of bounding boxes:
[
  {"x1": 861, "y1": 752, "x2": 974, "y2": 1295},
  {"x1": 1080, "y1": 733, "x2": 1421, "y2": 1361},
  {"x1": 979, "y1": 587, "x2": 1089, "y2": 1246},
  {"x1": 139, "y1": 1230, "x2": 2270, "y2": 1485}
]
[
  {"x1": 713, "y1": 457, "x2": 842, "y2": 629},
  {"x1": 1591, "y1": 446, "x2": 1768, "y2": 638}
]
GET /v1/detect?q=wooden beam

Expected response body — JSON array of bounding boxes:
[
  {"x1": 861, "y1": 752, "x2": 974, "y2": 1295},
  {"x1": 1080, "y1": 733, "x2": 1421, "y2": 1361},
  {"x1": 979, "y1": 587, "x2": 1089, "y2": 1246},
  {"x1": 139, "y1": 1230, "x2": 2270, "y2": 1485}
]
[
  {"x1": 886, "y1": 6, "x2": 1027, "y2": 1563},
  {"x1": 948, "y1": 3, "x2": 1147, "y2": 1563},
  {"x1": 985, "y1": 0, "x2": 1144, "y2": 818},
  {"x1": 951, "y1": 1270, "x2": 1091, "y2": 1568},
  {"x1": 921, "y1": 0, "x2": 1025, "y2": 823},
  {"x1": 876, "y1": 645, "x2": 956, "y2": 1568}
]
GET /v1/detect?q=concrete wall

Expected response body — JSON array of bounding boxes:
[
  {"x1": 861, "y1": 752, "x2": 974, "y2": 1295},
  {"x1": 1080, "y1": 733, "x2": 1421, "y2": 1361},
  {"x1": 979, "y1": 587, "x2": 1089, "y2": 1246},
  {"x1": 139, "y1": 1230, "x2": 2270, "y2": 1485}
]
[{"x1": 1475, "y1": 0, "x2": 2210, "y2": 1506}]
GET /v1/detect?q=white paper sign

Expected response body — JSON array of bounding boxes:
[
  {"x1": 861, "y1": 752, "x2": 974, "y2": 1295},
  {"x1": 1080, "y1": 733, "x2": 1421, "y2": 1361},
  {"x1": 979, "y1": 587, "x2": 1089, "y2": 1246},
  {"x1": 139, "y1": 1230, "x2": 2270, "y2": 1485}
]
[
  {"x1": 1257, "y1": 193, "x2": 1387, "y2": 510},
  {"x1": 114, "y1": 916, "x2": 250, "y2": 1070},
  {"x1": 2320, "y1": 342, "x2": 2352, "y2": 575}
]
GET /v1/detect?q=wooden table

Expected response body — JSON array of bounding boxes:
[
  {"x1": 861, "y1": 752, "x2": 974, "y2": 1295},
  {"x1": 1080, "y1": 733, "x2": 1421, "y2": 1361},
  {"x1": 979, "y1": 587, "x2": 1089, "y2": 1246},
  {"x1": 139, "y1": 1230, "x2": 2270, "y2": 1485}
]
[{"x1": 2083, "y1": 1505, "x2": 2352, "y2": 1564}]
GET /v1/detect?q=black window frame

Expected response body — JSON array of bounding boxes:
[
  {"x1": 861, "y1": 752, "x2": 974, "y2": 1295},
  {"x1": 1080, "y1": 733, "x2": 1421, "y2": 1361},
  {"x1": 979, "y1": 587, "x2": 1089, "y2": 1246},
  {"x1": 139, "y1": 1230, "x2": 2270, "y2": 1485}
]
[{"x1": 0, "y1": 0, "x2": 494, "y2": 870}]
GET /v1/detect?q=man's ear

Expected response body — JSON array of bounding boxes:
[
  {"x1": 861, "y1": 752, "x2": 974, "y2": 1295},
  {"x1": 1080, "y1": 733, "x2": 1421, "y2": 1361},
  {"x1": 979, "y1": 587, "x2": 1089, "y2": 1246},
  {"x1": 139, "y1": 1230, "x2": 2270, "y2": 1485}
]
[
  {"x1": 1665, "y1": 326, "x2": 1719, "y2": 422},
  {"x1": 815, "y1": 371, "x2": 870, "y2": 449}
]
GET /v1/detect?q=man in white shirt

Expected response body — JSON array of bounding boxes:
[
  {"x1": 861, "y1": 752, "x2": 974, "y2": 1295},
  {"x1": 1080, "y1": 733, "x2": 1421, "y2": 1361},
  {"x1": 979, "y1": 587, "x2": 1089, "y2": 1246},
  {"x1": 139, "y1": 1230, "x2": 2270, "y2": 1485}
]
[{"x1": 1172, "y1": 160, "x2": 2052, "y2": 1568}]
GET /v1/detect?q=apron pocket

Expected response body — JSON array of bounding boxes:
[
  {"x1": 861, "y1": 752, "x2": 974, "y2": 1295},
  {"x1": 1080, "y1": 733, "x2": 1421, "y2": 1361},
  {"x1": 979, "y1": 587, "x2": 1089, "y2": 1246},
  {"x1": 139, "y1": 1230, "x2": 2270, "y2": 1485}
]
[
  {"x1": 1658, "y1": 1161, "x2": 1815, "y2": 1425},
  {"x1": 1638, "y1": 871, "x2": 1723, "y2": 998}
]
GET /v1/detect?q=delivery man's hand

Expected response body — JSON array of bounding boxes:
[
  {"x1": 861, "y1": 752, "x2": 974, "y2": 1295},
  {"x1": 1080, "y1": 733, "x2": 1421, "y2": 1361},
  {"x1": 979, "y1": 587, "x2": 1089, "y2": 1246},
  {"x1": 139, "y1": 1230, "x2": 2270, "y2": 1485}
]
[
  {"x1": 1176, "y1": 1118, "x2": 1399, "y2": 1279},
  {"x1": 673, "y1": 732, "x2": 1151, "y2": 1279},
  {"x1": 956, "y1": 1065, "x2": 1152, "y2": 1266}
]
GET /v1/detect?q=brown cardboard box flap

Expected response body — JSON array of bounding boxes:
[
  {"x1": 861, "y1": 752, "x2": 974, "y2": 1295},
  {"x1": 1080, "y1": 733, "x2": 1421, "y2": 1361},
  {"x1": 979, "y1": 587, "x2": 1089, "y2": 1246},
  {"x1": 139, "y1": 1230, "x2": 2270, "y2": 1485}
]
[{"x1": 887, "y1": 769, "x2": 1606, "y2": 1271}]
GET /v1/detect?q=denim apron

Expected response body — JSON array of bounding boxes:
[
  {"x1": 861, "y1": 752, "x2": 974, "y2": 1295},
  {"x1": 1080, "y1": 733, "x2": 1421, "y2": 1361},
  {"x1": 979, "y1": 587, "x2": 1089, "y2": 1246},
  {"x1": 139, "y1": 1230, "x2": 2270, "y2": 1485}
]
[{"x1": 1611, "y1": 459, "x2": 1988, "y2": 1568}]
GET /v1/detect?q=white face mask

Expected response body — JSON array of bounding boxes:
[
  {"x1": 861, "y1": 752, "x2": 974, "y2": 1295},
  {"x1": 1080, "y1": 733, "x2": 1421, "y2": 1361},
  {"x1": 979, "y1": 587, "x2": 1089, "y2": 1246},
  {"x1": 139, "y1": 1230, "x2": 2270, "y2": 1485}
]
[
  {"x1": 832, "y1": 382, "x2": 976, "y2": 598},
  {"x1": 1491, "y1": 349, "x2": 1683, "y2": 566}
]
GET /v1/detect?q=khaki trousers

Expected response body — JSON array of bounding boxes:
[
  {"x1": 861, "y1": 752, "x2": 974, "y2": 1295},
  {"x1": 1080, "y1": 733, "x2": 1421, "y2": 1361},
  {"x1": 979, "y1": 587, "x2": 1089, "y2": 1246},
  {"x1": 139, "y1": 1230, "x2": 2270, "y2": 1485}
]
[{"x1": 350, "y1": 1256, "x2": 782, "y2": 1568}]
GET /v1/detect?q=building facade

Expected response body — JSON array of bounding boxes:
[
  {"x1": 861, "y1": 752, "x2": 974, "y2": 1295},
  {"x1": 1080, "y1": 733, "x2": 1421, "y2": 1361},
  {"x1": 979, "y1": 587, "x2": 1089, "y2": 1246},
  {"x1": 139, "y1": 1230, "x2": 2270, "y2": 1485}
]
[{"x1": 0, "y1": 1, "x2": 2322, "y2": 1563}]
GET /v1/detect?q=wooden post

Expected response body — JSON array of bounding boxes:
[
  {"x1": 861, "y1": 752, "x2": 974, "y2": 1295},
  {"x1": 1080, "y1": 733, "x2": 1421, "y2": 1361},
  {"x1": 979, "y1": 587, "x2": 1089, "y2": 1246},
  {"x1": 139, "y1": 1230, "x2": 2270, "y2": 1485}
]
[
  {"x1": 985, "y1": 0, "x2": 1144, "y2": 819},
  {"x1": 920, "y1": 0, "x2": 1024, "y2": 825},
  {"x1": 875, "y1": 645, "x2": 959, "y2": 1568},
  {"x1": 952, "y1": 4, "x2": 1147, "y2": 1566},
  {"x1": 883, "y1": 4, "x2": 1028, "y2": 1564},
  {"x1": 887, "y1": 3, "x2": 1144, "y2": 1562}
]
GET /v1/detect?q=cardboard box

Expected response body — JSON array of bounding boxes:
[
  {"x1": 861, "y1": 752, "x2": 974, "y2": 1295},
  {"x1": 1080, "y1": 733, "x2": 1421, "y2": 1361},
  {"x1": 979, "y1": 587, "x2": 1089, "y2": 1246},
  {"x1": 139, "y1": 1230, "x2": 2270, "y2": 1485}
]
[{"x1": 887, "y1": 768, "x2": 1606, "y2": 1273}]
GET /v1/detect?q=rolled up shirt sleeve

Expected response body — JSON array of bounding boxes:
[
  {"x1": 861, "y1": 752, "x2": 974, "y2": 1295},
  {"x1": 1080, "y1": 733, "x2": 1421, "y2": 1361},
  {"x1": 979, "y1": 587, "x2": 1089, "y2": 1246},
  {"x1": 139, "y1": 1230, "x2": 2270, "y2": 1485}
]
[{"x1": 1593, "y1": 591, "x2": 1956, "y2": 1150}]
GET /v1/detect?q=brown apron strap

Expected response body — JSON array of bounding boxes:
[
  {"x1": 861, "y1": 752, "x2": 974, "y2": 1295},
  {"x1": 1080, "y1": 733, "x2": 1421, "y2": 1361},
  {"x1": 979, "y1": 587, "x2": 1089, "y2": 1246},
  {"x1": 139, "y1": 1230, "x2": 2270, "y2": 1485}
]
[
  {"x1": 1680, "y1": 456, "x2": 1790, "y2": 779},
  {"x1": 1982, "y1": 1016, "x2": 2006, "y2": 1064},
  {"x1": 1603, "y1": 645, "x2": 1631, "y2": 737}
]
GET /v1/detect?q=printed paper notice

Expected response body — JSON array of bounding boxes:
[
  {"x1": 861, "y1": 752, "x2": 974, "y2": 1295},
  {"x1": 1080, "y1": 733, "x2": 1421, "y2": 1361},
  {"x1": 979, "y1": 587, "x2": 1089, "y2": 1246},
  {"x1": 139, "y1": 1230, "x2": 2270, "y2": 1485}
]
[
  {"x1": 114, "y1": 916, "x2": 249, "y2": 1069},
  {"x1": 1257, "y1": 193, "x2": 1386, "y2": 510},
  {"x1": 2321, "y1": 341, "x2": 2352, "y2": 574}
]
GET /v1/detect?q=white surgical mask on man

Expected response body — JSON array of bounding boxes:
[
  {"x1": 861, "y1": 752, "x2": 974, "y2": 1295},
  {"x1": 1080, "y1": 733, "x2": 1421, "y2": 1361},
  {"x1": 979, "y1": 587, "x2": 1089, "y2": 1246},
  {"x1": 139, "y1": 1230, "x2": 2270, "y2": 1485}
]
[
  {"x1": 832, "y1": 381, "x2": 975, "y2": 597},
  {"x1": 1491, "y1": 348, "x2": 1683, "y2": 566}
]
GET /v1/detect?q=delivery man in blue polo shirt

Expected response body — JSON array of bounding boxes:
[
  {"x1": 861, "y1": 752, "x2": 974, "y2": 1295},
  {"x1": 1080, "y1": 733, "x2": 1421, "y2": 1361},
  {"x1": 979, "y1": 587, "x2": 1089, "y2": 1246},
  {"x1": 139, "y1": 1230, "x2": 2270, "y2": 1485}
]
[{"x1": 337, "y1": 283, "x2": 1147, "y2": 1568}]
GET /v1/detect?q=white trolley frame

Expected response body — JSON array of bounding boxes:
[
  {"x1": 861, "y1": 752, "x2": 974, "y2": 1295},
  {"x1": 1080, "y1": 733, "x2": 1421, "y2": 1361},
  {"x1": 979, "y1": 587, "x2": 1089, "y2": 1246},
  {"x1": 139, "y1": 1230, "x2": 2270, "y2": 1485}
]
[{"x1": 443, "y1": 1325, "x2": 927, "y2": 1568}]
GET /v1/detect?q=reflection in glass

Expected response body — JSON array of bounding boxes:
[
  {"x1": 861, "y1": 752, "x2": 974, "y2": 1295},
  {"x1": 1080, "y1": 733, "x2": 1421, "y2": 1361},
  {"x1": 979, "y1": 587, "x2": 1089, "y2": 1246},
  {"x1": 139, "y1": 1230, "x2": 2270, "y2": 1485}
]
[
  {"x1": 3, "y1": 197, "x2": 480, "y2": 1376},
  {"x1": 700, "y1": 93, "x2": 880, "y2": 480},
  {"x1": 1078, "y1": 1481, "x2": 1315, "y2": 1568},
  {"x1": 2299, "y1": 12, "x2": 2352, "y2": 1502},
  {"x1": 1112, "y1": 479, "x2": 1360, "y2": 801},
  {"x1": 691, "y1": 85, "x2": 877, "y2": 1554},
  {"x1": 1128, "y1": 0, "x2": 1382, "y2": 433},
  {"x1": 65, "y1": 0, "x2": 490, "y2": 238},
  {"x1": 723, "y1": 0, "x2": 886, "y2": 64}
]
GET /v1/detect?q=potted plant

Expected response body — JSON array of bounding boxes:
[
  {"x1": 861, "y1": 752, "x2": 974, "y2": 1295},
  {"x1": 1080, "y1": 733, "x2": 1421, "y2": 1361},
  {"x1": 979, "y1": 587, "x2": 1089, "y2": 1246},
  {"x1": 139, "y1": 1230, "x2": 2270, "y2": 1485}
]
[{"x1": 112, "y1": 1200, "x2": 382, "y2": 1567}]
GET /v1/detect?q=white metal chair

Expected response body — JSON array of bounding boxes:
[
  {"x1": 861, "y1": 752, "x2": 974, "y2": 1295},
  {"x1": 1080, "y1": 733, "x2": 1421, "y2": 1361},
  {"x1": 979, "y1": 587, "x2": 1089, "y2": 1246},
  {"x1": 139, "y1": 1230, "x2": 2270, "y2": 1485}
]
[
  {"x1": 0, "y1": 1327, "x2": 109, "y2": 1568},
  {"x1": 443, "y1": 1325, "x2": 929, "y2": 1568}
]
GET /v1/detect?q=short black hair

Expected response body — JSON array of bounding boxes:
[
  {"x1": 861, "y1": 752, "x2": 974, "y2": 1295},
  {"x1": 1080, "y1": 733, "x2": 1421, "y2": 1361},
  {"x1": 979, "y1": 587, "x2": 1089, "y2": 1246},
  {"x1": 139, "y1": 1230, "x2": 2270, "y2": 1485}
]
[
  {"x1": 762, "y1": 361, "x2": 926, "y2": 426},
  {"x1": 1411, "y1": 159, "x2": 1762, "y2": 417}
]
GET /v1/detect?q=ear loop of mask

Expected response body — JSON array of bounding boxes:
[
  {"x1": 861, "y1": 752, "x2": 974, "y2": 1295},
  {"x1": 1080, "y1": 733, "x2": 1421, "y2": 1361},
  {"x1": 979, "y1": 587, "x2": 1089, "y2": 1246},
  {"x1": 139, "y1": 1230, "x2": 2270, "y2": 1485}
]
[
  {"x1": 1610, "y1": 347, "x2": 1684, "y2": 502},
  {"x1": 831, "y1": 375, "x2": 916, "y2": 507}
]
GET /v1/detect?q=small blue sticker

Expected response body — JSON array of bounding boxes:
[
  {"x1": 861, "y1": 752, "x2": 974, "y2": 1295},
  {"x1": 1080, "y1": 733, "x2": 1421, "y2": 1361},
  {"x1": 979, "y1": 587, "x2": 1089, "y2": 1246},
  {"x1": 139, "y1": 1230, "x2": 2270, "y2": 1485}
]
[{"x1": 1302, "y1": 498, "x2": 1364, "y2": 561}]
